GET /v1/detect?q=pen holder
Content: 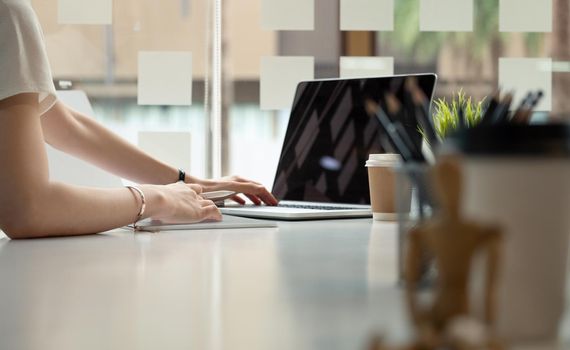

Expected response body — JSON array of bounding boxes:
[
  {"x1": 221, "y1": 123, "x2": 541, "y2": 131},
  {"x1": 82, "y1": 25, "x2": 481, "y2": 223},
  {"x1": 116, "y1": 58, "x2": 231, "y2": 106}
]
[
  {"x1": 394, "y1": 162, "x2": 436, "y2": 283},
  {"x1": 447, "y1": 124, "x2": 570, "y2": 342}
]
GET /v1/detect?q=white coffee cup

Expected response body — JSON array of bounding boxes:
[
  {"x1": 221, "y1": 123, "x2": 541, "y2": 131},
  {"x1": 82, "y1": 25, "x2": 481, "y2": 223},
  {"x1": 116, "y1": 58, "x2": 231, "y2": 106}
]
[{"x1": 366, "y1": 154, "x2": 411, "y2": 221}]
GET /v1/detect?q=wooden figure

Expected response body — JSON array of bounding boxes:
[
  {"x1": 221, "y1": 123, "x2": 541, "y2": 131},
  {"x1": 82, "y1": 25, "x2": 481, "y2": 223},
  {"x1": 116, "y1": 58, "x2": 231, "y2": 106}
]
[{"x1": 403, "y1": 158, "x2": 503, "y2": 350}]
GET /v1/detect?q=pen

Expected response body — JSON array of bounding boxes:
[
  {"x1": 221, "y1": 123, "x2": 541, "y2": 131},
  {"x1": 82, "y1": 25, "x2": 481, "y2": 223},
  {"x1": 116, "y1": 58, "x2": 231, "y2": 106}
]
[
  {"x1": 511, "y1": 91, "x2": 534, "y2": 123},
  {"x1": 519, "y1": 90, "x2": 543, "y2": 124},
  {"x1": 365, "y1": 99, "x2": 414, "y2": 162},
  {"x1": 480, "y1": 90, "x2": 501, "y2": 126},
  {"x1": 409, "y1": 89, "x2": 438, "y2": 145},
  {"x1": 491, "y1": 93, "x2": 513, "y2": 124},
  {"x1": 394, "y1": 121, "x2": 425, "y2": 162}
]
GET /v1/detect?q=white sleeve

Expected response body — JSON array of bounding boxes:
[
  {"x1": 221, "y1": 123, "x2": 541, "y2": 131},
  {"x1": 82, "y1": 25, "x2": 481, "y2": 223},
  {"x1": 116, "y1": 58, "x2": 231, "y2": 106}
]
[{"x1": 0, "y1": 0, "x2": 57, "y2": 115}]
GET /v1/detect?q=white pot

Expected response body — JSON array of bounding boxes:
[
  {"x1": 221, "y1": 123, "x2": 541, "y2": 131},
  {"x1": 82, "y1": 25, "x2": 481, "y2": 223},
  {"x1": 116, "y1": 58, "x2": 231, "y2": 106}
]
[{"x1": 462, "y1": 157, "x2": 570, "y2": 343}]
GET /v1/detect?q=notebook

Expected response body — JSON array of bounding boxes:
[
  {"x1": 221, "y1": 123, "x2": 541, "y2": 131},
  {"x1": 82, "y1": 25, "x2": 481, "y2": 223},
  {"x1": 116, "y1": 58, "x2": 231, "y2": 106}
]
[{"x1": 221, "y1": 74, "x2": 438, "y2": 220}]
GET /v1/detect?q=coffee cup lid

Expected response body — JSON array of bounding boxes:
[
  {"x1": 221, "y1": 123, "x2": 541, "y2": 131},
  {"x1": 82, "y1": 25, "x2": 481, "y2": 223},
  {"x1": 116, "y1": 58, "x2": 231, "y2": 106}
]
[{"x1": 366, "y1": 153, "x2": 402, "y2": 167}]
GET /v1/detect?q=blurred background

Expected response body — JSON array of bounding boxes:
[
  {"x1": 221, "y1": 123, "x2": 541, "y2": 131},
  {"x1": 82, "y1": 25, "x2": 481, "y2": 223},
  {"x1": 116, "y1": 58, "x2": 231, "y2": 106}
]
[{"x1": 31, "y1": 0, "x2": 570, "y2": 187}]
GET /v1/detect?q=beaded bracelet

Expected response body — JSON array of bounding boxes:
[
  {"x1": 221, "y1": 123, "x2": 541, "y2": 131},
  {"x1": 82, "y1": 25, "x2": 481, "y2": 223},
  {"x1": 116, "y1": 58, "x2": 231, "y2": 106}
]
[{"x1": 126, "y1": 185, "x2": 146, "y2": 230}]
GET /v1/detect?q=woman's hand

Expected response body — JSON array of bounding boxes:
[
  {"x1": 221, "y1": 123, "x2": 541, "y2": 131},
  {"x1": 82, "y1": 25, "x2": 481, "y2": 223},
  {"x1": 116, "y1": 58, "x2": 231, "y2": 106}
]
[
  {"x1": 189, "y1": 175, "x2": 278, "y2": 206},
  {"x1": 145, "y1": 182, "x2": 222, "y2": 223}
]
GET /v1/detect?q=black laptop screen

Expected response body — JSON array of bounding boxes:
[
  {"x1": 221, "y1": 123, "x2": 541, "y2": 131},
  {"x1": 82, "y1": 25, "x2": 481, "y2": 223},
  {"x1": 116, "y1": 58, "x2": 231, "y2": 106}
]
[{"x1": 271, "y1": 74, "x2": 437, "y2": 204}]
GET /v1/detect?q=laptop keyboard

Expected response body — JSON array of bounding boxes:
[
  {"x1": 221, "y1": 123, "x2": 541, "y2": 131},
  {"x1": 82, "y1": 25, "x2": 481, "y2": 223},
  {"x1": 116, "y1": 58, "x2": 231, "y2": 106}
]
[{"x1": 277, "y1": 203, "x2": 359, "y2": 210}]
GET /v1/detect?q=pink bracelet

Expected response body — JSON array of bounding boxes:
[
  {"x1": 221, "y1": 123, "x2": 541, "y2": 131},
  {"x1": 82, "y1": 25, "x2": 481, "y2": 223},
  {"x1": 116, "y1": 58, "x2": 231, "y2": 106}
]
[{"x1": 126, "y1": 186, "x2": 146, "y2": 230}]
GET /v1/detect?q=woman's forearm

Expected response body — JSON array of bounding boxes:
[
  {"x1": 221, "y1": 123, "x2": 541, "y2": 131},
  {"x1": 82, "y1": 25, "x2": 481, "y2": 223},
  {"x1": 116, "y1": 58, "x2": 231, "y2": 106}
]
[
  {"x1": 41, "y1": 102, "x2": 180, "y2": 185},
  {"x1": 3, "y1": 182, "x2": 165, "y2": 239}
]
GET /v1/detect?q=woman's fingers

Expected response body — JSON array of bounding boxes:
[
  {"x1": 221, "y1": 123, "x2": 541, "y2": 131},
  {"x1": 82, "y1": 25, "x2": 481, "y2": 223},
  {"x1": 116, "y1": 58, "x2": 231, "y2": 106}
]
[
  {"x1": 229, "y1": 195, "x2": 246, "y2": 205},
  {"x1": 244, "y1": 193, "x2": 262, "y2": 206},
  {"x1": 199, "y1": 199, "x2": 216, "y2": 207},
  {"x1": 229, "y1": 182, "x2": 278, "y2": 205},
  {"x1": 195, "y1": 176, "x2": 278, "y2": 206},
  {"x1": 201, "y1": 204, "x2": 222, "y2": 221},
  {"x1": 188, "y1": 183, "x2": 203, "y2": 194}
]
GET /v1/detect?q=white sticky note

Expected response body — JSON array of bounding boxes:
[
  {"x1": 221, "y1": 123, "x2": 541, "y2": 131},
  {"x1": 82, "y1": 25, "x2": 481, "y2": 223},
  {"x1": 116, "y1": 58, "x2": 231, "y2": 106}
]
[
  {"x1": 500, "y1": 0, "x2": 552, "y2": 32},
  {"x1": 499, "y1": 58, "x2": 552, "y2": 112},
  {"x1": 138, "y1": 52, "x2": 193, "y2": 106},
  {"x1": 340, "y1": 0, "x2": 394, "y2": 31},
  {"x1": 340, "y1": 57, "x2": 394, "y2": 78},
  {"x1": 138, "y1": 132, "x2": 192, "y2": 169},
  {"x1": 58, "y1": 0, "x2": 113, "y2": 25},
  {"x1": 420, "y1": 0, "x2": 473, "y2": 32},
  {"x1": 261, "y1": 0, "x2": 314, "y2": 30},
  {"x1": 260, "y1": 56, "x2": 314, "y2": 110}
]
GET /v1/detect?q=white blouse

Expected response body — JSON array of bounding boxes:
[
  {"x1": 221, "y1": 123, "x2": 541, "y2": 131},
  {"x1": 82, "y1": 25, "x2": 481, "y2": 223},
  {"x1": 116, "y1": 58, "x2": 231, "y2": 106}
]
[{"x1": 0, "y1": 0, "x2": 57, "y2": 115}]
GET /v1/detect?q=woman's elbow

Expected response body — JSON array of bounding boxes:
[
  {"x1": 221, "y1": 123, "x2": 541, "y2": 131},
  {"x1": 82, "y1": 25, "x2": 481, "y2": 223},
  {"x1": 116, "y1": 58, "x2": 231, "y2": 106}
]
[
  {"x1": 0, "y1": 204, "x2": 42, "y2": 239},
  {"x1": 0, "y1": 219, "x2": 40, "y2": 240}
]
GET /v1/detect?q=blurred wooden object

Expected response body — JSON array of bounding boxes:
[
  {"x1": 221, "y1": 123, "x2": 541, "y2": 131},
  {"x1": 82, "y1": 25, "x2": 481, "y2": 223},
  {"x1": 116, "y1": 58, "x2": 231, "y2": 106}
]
[{"x1": 403, "y1": 157, "x2": 503, "y2": 349}]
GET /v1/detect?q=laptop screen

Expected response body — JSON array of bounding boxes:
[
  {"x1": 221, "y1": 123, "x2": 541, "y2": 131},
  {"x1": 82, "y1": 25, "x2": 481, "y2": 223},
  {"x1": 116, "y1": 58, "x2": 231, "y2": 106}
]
[{"x1": 271, "y1": 74, "x2": 437, "y2": 204}]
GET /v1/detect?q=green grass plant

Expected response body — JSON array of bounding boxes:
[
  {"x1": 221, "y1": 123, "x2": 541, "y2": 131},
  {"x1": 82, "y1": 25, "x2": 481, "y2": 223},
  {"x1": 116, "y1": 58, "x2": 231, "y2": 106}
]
[{"x1": 430, "y1": 90, "x2": 485, "y2": 141}]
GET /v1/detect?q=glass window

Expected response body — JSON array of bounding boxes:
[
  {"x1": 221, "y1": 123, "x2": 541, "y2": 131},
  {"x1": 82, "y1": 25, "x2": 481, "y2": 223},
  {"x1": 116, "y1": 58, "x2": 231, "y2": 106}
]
[{"x1": 32, "y1": 0, "x2": 569, "y2": 186}]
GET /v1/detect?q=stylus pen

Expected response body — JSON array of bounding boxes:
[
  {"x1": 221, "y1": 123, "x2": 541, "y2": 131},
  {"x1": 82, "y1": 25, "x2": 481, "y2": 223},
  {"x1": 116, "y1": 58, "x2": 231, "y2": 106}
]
[
  {"x1": 528, "y1": 90, "x2": 544, "y2": 110},
  {"x1": 511, "y1": 92, "x2": 533, "y2": 123},
  {"x1": 518, "y1": 90, "x2": 543, "y2": 124},
  {"x1": 394, "y1": 121, "x2": 425, "y2": 162},
  {"x1": 480, "y1": 90, "x2": 501, "y2": 126},
  {"x1": 406, "y1": 83, "x2": 438, "y2": 146},
  {"x1": 491, "y1": 93, "x2": 513, "y2": 124},
  {"x1": 371, "y1": 104, "x2": 414, "y2": 162}
]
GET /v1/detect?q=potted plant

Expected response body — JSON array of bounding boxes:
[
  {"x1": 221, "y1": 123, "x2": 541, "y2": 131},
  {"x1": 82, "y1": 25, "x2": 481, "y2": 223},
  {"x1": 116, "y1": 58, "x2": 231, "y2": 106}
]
[{"x1": 430, "y1": 90, "x2": 485, "y2": 141}]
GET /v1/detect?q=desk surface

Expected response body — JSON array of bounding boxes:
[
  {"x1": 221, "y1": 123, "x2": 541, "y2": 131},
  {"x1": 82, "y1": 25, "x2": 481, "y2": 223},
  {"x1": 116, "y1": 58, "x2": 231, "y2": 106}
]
[{"x1": 0, "y1": 219, "x2": 568, "y2": 350}]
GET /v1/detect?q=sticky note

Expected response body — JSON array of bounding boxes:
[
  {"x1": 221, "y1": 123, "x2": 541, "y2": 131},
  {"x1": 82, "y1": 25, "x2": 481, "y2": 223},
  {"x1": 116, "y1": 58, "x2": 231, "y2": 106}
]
[
  {"x1": 499, "y1": 58, "x2": 552, "y2": 112},
  {"x1": 261, "y1": 0, "x2": 314, "y2": 31},
  {"x1": 260, "y1": 56, "x2": 314, "y2": 110},
  {"x1": 500, "y1": 0, "x2": 552, "y2": 32},
  {"x1": 138, "y1": 51, "x2": 193, "y2": 106},
  {"x1": 420, "y1": 0, "x2": 473, "y2": 32},
  {"x1": 58, "y1": 0, "x2": 113, "y2": 25},
  {"x1": 340, "y1": 0, "x2": 394, "y2": 31},
  {"x1": 137, "y1": 131, "x2": 192, "y2": 169},
  {"x1": 340, "y1": 57, "x2": 394, "y2": 79}
]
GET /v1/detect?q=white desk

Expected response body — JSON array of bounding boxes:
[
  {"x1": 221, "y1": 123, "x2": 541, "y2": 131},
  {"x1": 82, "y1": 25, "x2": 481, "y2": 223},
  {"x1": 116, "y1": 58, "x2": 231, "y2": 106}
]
[{"x1": 0, "y1": 219, "x2": 568, "y2": 350}]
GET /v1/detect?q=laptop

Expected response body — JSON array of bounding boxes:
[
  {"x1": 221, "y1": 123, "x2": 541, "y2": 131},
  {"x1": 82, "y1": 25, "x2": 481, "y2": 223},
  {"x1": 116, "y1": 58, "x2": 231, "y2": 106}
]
[{"x1": 221, "y1": 74, "x2": 438, "y2": 220}]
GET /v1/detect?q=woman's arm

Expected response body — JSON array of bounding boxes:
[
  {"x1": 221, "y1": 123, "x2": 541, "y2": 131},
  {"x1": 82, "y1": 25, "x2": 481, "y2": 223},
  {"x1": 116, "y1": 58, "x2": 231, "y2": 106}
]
[
  {"x1": 0, "y1": 94, "x2": 221, "y2": 239},
  {"x1": 41, "y1": 101, "x2": 180, "y2": 185},
  {"x1": 40, "y1": 102, "x2": 278, "y2": 205}
]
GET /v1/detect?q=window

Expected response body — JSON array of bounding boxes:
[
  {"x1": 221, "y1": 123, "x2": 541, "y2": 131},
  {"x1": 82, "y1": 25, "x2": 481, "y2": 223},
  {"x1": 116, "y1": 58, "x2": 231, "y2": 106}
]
[{"x1": 33, "y1": 0, "x2": 569, "y2": 186}]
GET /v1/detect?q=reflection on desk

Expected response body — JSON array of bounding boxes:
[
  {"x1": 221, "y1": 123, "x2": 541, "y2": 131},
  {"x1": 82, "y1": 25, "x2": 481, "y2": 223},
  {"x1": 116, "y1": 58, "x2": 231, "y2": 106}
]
[{"x1": 0, "y1": 220, "x2": 568, "y2": 350}]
